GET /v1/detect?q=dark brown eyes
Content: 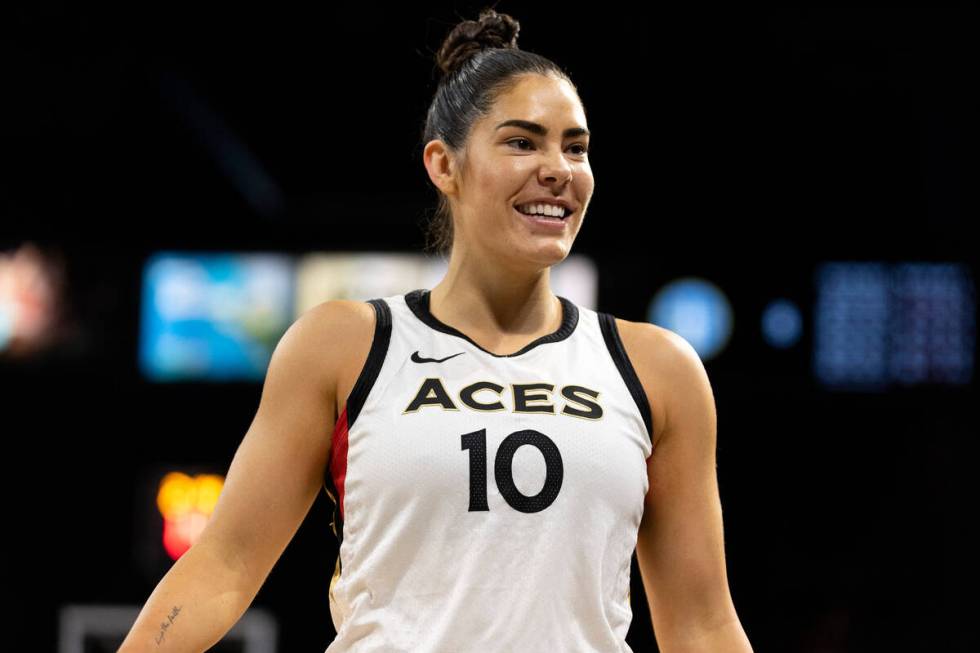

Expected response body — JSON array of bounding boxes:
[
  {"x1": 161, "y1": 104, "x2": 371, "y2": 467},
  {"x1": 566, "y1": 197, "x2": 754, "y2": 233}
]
[{"x1": 506, "y1": 138, "x2": 589, "y2": 155}]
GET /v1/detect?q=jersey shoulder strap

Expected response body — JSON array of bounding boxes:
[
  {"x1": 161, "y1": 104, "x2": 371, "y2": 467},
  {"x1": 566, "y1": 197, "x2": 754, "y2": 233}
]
[{"x1": 595, "y1": 311, "x2": 654, "y2": 444}]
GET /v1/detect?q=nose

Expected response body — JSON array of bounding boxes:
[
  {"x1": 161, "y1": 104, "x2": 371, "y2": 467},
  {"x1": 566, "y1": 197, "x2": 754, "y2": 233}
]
[{"x1": 538, "y1": 146, "x2": 574, "y2": 187}]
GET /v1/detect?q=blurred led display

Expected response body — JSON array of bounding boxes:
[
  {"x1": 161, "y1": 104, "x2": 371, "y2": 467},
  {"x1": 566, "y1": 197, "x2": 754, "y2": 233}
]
[
  {"x1": 647, "y1": 277, "x2": 733, "y2": 361},
  {"x1": 813, "y1": 261, "x2": 975, "y2": 390},
  {"x1": 0, "y1": 242, "x2": 67, "y2": 358},
  {"x1": 139, "y1": 252, "x2": 294, "y2": 381},
  {"x1": 140, "y1": 251, "x2": 599, "y2": 382},
  {"x1": 294, "y1": 251, "x2": 599, "y2": 312}
]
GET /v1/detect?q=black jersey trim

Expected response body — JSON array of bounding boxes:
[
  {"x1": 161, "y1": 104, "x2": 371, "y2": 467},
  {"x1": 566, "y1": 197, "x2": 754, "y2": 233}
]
[
  {"x1": 403, "y1": 288, "x2": 579, "y2": 358},
  {"x1": 323, "y1": 298, "x2": 392, "y2": 556},
  {"x1": 598, "y1": 312, "x2": 654, "y2": 449},
  {"x1": 346, "y1": 298, "x2": 393, "y2": 429}
]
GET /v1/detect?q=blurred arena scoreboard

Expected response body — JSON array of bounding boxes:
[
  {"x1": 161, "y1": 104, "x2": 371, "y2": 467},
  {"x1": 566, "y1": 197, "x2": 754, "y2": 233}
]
[
  {"x1": 134, "y1": 250, "x2": 973, "y2": 391},
  {"x1": 137, "y1": 251, "x2": 599, "y2": 382}
]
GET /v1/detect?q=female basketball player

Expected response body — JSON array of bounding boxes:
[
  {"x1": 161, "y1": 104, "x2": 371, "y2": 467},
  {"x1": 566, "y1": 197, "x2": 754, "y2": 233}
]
[{"x1": 120, "y1": 8, "x2": 752, "y2": 653}]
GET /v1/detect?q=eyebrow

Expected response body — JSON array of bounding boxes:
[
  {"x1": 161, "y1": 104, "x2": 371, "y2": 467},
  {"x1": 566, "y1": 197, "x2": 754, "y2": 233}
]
[{"x1": 494, "y1": 119, "x2": 590, "y2": 139}]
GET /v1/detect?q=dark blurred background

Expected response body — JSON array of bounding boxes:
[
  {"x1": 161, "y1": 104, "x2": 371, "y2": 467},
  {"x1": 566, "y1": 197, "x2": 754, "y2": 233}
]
[{"x1": 2, "y1": 2, "x2": 976, "y2": 651}]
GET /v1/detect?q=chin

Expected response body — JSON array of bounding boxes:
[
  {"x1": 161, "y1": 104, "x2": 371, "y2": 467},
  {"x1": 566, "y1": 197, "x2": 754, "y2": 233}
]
[{"x1": 515, "y1": 243, "x2": 572, "y2": 270}]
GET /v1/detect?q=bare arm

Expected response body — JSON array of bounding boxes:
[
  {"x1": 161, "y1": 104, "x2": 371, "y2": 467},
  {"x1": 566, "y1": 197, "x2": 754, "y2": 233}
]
[
  {"x1": 118, "y1": 300, "x2": 373, "y2": 652},
  {"x1": 622, "y1": 322, "x2": 752, "y2": 653}
]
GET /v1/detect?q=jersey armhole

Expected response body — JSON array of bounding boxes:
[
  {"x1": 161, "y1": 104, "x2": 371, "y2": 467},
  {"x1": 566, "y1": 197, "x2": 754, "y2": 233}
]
[
  {"x1": 345, "y1": 298, "x2": 393, "y2": 429},
  {"x1": 597, "y1": 312, "x2": 655, "y2": 453},
  {"x1": 324, "y1": 297, "x2": 393, "y2": 549}
]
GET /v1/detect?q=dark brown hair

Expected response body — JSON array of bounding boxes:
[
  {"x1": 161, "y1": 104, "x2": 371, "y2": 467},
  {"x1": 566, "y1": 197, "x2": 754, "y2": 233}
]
[{"x1": 419, "y1": 7, "x2": 575, "y2": 258}]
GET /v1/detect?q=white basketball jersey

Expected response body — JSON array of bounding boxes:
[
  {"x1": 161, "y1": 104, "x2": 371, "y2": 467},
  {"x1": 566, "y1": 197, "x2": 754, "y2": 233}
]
[{"x1": 322, "y1": 288, "x2": 654, "y2": 653}]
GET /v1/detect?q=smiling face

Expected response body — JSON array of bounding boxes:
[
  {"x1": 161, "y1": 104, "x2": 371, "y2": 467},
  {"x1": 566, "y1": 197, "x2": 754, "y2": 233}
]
[{"x1": 441, "y1": 73, "x2": 595, "y2": 270}]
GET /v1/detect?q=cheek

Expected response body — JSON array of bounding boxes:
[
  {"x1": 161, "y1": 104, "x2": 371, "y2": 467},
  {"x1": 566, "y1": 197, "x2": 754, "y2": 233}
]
[
  {"x1": 576, "y1": 173, "x2": 595, "y2": 201},
  {"x1": 478, "y1": 167, "x2": 527, "y2": 208}
]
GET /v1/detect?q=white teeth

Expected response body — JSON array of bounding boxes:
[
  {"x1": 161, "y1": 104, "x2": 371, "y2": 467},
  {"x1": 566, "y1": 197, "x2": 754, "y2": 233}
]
[{"x1": 516, "y1": 203, "x2": 567, "y2": 218}]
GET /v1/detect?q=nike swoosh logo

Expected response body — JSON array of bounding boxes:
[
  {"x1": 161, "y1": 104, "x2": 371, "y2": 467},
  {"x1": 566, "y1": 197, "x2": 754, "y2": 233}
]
[{"x1": 411, "y1": 350, "x2": 466, "y2": 364}]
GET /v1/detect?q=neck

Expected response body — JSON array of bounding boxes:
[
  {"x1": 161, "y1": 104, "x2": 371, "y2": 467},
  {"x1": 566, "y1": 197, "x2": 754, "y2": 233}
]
[{"x1": 429, "y1": 247, "x2": 561, "y2": 339}]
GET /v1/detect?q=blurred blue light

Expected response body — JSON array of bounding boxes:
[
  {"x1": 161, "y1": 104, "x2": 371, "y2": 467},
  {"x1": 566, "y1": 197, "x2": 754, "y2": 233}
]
[
  {"x1": 762, "y1": 298, "x2": 802, "y2": 349},
  {"x1": 647, "y1": 277, "x2": 732, "y2": 361}
]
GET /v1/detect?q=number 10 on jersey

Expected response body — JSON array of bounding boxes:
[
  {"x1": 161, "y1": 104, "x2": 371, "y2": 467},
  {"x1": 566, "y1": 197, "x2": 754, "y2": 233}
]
[{"x1": 461, "y1": 428, "x2": 564, "y2": 514}]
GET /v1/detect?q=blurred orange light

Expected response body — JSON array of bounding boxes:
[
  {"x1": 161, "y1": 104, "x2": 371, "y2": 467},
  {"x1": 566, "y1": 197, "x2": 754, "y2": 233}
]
[{"x1": 156, "y1": 471, "x2": 225, "y2": 560}]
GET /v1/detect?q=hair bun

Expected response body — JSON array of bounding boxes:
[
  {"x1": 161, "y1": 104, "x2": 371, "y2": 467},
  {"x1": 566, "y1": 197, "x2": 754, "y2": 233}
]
[{"x1": 436, "y1": 8, "x2": 520, "y2": 78}]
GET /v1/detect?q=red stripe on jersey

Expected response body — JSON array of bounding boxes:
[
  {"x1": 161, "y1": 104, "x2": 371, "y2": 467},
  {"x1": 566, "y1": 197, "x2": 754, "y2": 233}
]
[{"x1": 329, "y1": 405, "x2": 351, "y2": 521}]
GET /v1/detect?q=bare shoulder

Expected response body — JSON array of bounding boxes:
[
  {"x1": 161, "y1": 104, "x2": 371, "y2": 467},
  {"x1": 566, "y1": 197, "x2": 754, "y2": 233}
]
[
  {"x1": 613, "y1": 317, "x2": 710, "y2": 451},
  {"x1": 299, "y1": 298, "x2": 378, "y2": 344},
  {"x1": 281, "y1": 299, "x2": 378, "y2": 417}
]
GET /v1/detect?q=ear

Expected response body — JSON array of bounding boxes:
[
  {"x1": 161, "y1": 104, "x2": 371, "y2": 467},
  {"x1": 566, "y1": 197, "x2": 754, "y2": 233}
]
[{"x1": 423, "y1": 139, "x2": 461, "y2": 196}]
